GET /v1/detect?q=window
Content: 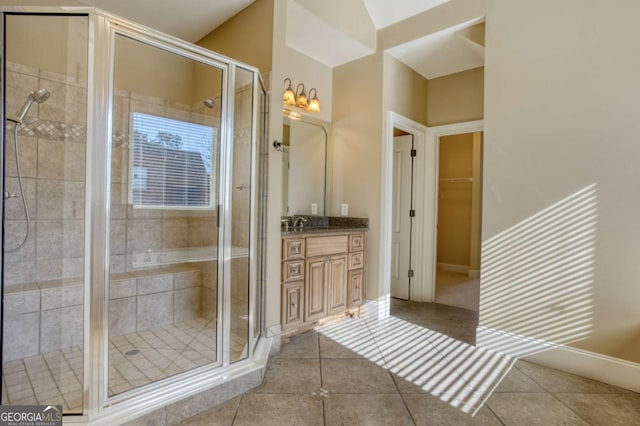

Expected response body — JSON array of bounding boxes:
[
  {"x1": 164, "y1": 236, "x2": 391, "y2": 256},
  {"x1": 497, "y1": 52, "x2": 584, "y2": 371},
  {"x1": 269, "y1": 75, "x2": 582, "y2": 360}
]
[{"x1": 129, "y1": 112, "x2": 216, "y2": 209}]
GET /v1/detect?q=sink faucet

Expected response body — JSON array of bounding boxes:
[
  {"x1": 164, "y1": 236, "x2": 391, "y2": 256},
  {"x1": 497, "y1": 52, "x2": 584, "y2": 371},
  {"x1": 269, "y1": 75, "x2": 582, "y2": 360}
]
[{"x1": 292, "y1": 216, "x2": 308, "y2": 230}]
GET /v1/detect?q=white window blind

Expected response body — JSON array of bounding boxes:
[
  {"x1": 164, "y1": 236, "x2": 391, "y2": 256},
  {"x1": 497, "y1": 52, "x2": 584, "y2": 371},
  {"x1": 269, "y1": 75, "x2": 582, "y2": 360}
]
[{"x1": 129, "y1": 112, "x2": 216, "y2": 209}]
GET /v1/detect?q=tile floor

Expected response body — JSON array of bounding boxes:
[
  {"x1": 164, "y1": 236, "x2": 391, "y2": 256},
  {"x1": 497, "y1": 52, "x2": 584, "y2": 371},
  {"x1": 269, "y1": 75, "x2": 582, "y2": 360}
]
[
  {"x1": 2, "y1": 317, "x2": 248, "y2": 412},
  {"x1": 181, "y1": 300, "x2": 640, "y2": 425},
  {"x1": 1, "y1": 344, "x2": 83, "y2": 412},
  {"x1": 434, "y1": 268, "x2": 480, "y2": 312}
]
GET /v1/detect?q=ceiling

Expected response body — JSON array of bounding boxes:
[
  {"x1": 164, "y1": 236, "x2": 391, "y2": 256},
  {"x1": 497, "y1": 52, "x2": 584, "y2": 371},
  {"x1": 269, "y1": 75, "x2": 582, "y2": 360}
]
[
  {"x1": 78, "y1": 0, "x2": 255, "y2": 42},
  {"x1": 77, "y1": 0, "x2": 482, "y2": 79},
  {"x1": 78, "y1": 0, "x2": 451, "y2": 41},
  {"x1": 387, "y1": 20, "x2": 485, "y2": 80},
  {"x1": 362, "y1": 0, "x2": 451, "y2": 29}
]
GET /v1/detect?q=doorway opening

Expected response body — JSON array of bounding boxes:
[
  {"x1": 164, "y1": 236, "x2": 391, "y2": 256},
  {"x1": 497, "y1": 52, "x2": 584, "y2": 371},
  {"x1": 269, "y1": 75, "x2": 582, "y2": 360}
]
[
  {"x1": 434, "y1": 131, "x2": 483, "y2": 312},
  {"x1": 378, "y1": 116, "x2": 484, "y2": 317}
]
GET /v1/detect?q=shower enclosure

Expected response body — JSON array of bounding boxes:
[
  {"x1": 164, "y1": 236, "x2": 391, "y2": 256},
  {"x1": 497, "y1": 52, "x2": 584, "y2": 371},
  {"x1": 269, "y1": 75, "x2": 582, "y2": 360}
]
[{"x1": 0, "y1": 8, "x2": 267, "y2": 424}]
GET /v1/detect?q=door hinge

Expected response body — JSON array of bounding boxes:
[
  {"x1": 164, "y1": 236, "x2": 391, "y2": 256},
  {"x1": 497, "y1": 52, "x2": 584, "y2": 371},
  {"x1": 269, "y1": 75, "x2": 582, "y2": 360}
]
[
  {"x1": 409, "y1": 209, "x2": 415, "y2": 217},
  {"x1": 410, "y1": 149, "x2": 417, "y2": 157},
  {"x1": 408, "y1": 269, "x2": 414, "y2": 278}
]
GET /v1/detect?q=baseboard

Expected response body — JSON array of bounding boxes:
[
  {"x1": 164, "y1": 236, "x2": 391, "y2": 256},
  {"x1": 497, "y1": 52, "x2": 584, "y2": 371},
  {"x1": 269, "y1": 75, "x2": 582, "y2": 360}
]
[
  {"x1": 468, "y1": 269, "x2": 480, "y2": 278},
  {"x1": 437, "y1": 262, "x2": 469, "y2": 274},
  {"x1": 361, "y1": 298, "x2": 386, "y2": 319},
  {"x1": 476, "y1": 326, "x2": 640, "y2": 393},
  {"x1": 266, "y1": 324, "x2": 282, "y2": 354}
]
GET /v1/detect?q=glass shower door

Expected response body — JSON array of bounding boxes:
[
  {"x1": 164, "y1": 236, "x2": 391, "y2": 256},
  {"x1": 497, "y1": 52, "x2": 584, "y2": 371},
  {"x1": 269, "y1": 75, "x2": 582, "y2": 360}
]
[
  {"x1": 1, "y1": 14, "x2": 89, "y2": 413},
  {"x1": 107, "y1": 34, "x2": 224, "y2": 395}
]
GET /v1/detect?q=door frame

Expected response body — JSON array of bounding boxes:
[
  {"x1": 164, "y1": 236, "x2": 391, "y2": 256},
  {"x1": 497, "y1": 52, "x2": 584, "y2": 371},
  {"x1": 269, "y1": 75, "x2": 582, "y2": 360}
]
[
  {"x1": 380, "y1": 112, "x2": 428, "y2": 313},
  {"x1": 380, "y1": 114, "x2": 484, "y2": 315}
]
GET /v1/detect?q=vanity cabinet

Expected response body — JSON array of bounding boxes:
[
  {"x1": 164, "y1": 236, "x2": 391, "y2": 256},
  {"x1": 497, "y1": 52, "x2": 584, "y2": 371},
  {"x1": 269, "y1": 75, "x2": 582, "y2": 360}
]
[{"x1": 281, "y1": 231, "x2": 366, "y2": 334}]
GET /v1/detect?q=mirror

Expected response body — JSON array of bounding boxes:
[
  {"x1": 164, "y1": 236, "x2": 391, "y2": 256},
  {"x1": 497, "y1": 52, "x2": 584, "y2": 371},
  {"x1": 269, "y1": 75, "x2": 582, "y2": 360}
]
[{"x1": 281, "y1": 112, "x2": 328, "y2": 215}]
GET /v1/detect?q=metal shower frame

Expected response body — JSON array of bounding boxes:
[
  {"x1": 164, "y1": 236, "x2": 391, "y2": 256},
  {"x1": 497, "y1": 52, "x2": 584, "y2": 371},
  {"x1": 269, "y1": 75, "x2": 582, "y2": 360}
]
[{"x1": 0, "y1": 6, "x2": 268, "y2": 424}]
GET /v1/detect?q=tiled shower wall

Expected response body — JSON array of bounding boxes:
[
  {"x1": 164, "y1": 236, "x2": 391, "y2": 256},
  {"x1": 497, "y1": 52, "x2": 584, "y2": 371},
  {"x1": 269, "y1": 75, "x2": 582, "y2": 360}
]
[
  {"x1": 109, "y1": 87, "x2": 219, "y2": 275},
  {"x1": 3, "y1": 61, "x2": 257, "y2": 361},
  {"x1": 2, "y1": 61, "x2": 87, "y2": 362},
  {"x1": 2, "y1": 61, "x2": 223, "y2": 287},
  {"x1": 3, "y1": 61, "x2": 87, "y2": 287}
]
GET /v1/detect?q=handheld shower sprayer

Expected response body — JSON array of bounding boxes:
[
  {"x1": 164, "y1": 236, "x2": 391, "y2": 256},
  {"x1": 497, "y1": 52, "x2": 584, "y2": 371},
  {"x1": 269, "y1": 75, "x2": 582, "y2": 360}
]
[
  {"x1": 7, "y1": 88, "x2": 50, "y2": 124},
  {"x1": 4, "y1": 88, "x2": 50, "y2": 252}
]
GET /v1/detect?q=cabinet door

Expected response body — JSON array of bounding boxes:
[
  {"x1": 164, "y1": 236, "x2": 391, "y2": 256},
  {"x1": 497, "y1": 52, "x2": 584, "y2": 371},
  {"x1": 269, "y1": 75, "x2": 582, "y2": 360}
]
[
  {"x1": 282, "y1": 281, "x2": 304, "y2": 329},
  {"x1": 348, "y1": 269, "x2": 365, "y2": 308},
  {"x1": 327, "y1": 254, "x2": 348, "y2": 315},
  {"x1": 305, "y1": 258, "x2": 327, "y2": 322}
]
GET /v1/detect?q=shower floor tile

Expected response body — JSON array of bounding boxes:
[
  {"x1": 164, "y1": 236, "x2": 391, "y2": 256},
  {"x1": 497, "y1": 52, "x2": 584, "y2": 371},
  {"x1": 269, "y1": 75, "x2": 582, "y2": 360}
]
[
  {"x1": 1, "y1": 345, "x2": 82, "y2": 412},
  {"x1": 2, "y1": 317, "x2": 248, "y2": 411}
]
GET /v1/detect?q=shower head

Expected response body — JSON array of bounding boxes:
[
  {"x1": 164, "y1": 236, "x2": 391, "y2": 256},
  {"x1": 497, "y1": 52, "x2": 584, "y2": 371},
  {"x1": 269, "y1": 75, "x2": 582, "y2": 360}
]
[
  {"x1": 10, "y1": 88, "x2": 50, "y2": 124},
  {"x1": 203, "y1": 96, "x2": 220, "y2": 109},
  {"x1": 30, "y1": 88, "x2": 50, "y2": 104}
]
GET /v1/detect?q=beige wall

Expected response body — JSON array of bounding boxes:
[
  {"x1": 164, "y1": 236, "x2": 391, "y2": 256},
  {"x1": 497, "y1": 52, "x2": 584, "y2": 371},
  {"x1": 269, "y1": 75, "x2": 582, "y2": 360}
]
[
  {"x1": 194, "y1": 0, "x2": 273, "y2": 107},
  {"x1": 332, "y1": 52, "x2": 384, "y2": 300},
  {"x1": 331, "y1": 51, "x2": 429, "y2": 302},
  {"x1": 5, "y1": 14, "x2": 88, "y2": 81},
  {"x1": 197, "y1": 0, "x2": 274, "y2": 73},
  {"x1": 383, "y1": 54, "x2": 428, "y2": 125},
  {"x1": 437, "y1": 133, "x2": 474, "y2": 267},
  {"x1": 427, "y1": 67, "x2": 484, "y2": 126},
  {"x1": 114, "y1": 34, "x2": 194, "y2": 105},
  {"x1": 483, "y1": 0, "x2": 640, "y2": 364}
]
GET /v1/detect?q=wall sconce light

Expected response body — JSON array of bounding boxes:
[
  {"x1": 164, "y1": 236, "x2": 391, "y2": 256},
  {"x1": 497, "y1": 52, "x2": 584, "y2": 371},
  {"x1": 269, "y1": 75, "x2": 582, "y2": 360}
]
[
  {"x1": 307, "y1": 88, "x2": 320, "y2": 113},
  {"x1": 283, "y1": 78, "x2": 296, "y2": 105},
  {"x1": 282, "y1": 78, "x2": 321, "y2": 113},
  {"x1": 295, "y1": 83, "x2": 308, "y2": 109}
]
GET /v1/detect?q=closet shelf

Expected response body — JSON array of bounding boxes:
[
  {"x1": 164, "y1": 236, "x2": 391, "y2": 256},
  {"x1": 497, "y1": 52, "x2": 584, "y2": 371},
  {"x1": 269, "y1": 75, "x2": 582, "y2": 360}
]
[{"x1": 439, "y1": 177, "x2": 473, "y2": 183}]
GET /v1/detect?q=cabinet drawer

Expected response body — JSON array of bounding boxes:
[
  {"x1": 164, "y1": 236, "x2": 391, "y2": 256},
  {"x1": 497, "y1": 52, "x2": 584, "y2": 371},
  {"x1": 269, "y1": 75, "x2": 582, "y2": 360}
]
[
  {"x1": 349, "y1": 233, "x2": 364, "y2": 252},
  {"x1": 348, "y1": 252, "x2": 364, "y2": 270},
  {"x1": 282, "y1": 281, "x2": 304, "y2": 329},
  {"x1": 306, "y1": 235, "x2": 348, "y2": 257},
  {"x1": 282, "y1": 238, "x2": 305, "y2": 260},
  {"x1": 282, "y1": 260, "x2": 305, "y2": 282}
]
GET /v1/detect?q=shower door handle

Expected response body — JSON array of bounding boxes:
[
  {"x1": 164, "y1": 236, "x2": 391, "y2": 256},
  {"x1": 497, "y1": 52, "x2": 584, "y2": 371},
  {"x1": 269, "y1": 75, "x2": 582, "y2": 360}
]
[{"x1": 3, "y1": 191, "x2": 21, "y2": 200}]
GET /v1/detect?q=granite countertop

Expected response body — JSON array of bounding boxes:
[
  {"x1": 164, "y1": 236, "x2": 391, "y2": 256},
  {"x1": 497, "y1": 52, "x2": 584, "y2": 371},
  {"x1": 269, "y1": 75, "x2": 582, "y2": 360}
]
[
  {"x1": 281, "y1": 215, "x2": 368, "y2": 236},
  {"x1": 281, "y1": 226, "x2": 368, "y2": 236}
]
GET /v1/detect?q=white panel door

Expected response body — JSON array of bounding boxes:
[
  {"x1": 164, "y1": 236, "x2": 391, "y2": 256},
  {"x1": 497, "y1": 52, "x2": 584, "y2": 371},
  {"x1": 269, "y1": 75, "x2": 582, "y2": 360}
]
[{"x1": 391, "y1": 135, "x2": 413, "y2": 300}]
